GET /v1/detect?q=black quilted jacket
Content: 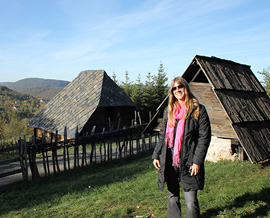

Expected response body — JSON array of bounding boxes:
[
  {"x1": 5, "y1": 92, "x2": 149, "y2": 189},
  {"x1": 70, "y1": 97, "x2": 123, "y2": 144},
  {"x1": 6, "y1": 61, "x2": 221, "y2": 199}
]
[{"x1": 152, "y1": 104, "x2": 211, "y2": 192}]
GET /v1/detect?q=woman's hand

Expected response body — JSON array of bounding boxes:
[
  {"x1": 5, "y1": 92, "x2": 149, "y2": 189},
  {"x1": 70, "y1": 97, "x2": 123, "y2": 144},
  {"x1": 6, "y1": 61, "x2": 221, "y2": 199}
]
[
  {"x1": 189, "y1": 163, "x2": 200, "y2": 176},
  {"x1": 153, "y1": 159, "x2": 160, "y2": 170}
]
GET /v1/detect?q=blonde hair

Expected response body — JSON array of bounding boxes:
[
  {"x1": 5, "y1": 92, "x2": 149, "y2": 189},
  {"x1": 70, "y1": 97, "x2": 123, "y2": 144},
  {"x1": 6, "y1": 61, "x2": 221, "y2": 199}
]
[{"x1": 168, "y1": 77, "x2": 200, "y2": 127}]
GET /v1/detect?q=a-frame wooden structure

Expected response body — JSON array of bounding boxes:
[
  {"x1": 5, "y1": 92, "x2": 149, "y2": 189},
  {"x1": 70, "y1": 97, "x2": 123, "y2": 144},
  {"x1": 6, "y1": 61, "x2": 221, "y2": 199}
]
[{"x1": 144, "y1": 55, "x2": 270, "y2": 163}]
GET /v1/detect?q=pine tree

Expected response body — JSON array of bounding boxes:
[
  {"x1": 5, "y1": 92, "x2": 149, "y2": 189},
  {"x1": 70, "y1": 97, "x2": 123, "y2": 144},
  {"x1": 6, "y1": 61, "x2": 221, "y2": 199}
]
[
  {"x1": 121, "y1": 71, "x2": 133, "y2": 97},
  {"x1": 258, "y1": 67, "x2": 270, "y2": 97},
  {"x1": 112, "y1": 72, "x2": 118, "y2": 84},
  {"x1": 141, "y1": 72, "x2": 156, "y2": 122},
  {"x1": 130, "y1": 74, "x2": 143, "y2": 114},
  {"x1": 139, "y1": 63, "x2": 169, "y2": 123},
  {"x1": 153, "y1": 61, "x2": 168, "y2": 105}
]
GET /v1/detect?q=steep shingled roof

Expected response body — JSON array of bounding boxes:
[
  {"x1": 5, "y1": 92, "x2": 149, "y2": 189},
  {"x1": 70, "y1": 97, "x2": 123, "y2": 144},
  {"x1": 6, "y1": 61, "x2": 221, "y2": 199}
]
[{"x1": 28, "y1": 70, "x2": 135, "y2": 138}]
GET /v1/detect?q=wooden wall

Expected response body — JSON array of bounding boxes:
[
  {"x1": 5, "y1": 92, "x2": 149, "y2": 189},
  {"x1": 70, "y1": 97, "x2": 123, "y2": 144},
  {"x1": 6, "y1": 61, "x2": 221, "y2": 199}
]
[
  {"x1": 81, "y1": 106, "x2": 136, "y2": 134},
  {"x1": 33, "y1": 106, "x2": 136, "y2": 140},
  {"x1": 189, "y1": 82, "x2": 237, "y2": 139},
  {"x1": 34, "y1": 128, "x2": 64, "y2": 142}
]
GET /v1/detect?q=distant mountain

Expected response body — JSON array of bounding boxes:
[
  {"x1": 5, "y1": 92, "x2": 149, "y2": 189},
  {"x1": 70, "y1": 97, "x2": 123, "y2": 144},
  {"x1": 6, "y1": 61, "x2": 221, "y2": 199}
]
[
  {"x1": 0, "y1": 78, "x2": 70, "y2": 100},
  {"x1": 0, "y1": 78, "x2": 69, "y2": 93}
]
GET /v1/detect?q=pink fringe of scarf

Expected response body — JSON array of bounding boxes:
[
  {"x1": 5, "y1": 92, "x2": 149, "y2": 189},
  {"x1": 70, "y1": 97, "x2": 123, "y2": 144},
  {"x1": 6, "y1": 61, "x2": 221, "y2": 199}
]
[{"x1": 165, "y1": 104, "x2": 186, "y2": 167}]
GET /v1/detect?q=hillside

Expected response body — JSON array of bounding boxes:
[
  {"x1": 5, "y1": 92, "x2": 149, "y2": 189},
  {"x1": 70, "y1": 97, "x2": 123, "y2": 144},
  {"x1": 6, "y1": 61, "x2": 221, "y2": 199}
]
[
  {"x1": 0, "y1": 78, "x2": 69, "y2": 100},
  {"x1": 0, "y1": 85, "x2": 48, "y2": 140},
  {"x1": 23, "y1": 87, "x2": 65, "y2": 100},
  {"x1": 0, "y1": 78, "x2": 69, "y2": 93},
  {"x1": 0, "y1": 85, "x2": 47, "y2": 118},
  {"x1": 0, "y1": 86, "x2": 38, "y2": 104}
]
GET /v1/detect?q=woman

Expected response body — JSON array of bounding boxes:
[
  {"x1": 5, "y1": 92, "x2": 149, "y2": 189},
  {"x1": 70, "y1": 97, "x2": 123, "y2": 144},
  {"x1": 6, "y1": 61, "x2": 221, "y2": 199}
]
[{"x1": 152, "y1": 77, "x2": 211, "y2": 218}]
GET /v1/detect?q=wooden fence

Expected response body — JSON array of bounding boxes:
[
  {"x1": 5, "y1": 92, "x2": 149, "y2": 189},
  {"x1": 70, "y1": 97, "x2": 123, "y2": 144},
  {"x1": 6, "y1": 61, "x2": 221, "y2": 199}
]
[
  {"x1": 0, "y1": 125, "x2": 157, "y2": 184},
  {"x1": 0, "y1": 138, "x2": 28, "y2": 182}
]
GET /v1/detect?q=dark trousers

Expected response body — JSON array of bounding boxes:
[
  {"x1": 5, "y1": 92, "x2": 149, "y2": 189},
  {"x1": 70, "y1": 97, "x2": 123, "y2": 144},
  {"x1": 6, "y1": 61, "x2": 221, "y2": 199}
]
[{"x1": 166, "y1": 155, "x2": 200, "y2": 218}]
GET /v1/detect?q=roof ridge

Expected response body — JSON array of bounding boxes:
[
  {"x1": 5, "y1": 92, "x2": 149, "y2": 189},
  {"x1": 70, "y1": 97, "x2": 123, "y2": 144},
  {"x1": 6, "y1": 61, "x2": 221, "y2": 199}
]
[{"x1": 195, "y1": 55, "x2": 251, "y2": 68}]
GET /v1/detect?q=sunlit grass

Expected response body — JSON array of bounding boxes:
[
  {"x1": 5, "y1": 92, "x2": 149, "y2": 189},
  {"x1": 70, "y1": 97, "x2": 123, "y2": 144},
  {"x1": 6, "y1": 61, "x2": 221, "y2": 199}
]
[{"x1": 0, "y1": 150, "x2": 269, "y2": 217}]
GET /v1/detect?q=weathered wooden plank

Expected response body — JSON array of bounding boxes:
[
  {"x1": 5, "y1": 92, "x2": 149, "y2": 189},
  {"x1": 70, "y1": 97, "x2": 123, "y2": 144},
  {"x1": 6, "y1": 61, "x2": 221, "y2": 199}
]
[
  {"x1": 22, "y1": 136, "x2": 28, "y2": 181},
  {"x1": 233, "y1": 122, "x2": 270, "y2": 163},
  {"x1": 196, "y1": 56, "x2": 265, "y2": 92},
  {"x1": 0, "y1": 145, "x2": 19, "y2": 154},
  {"x1": 0, "y1": 169, "x2": 22, "y2": 178},
  {"x1": 190, "y1": 82, "x2": 235, "y2": 138},
  {"x1": 211, "y1": 124, "x2": 236, "y2": 138},
  {"x1": 215, "y1": 90, "x2": 270, "y2": 123},
  {"x1": 0, "y1": 157, "x2": 20, "y2": 165}
]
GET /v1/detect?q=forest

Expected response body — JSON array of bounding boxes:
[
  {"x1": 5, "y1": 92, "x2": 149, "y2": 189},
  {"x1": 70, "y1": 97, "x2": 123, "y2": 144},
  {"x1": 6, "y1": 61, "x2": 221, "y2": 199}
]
[
  {"x1": 0, "y1": 85, "x2": 47, "y2": 143},
  {"x1": 117, "y1": 62, "x2": 168, "y2": 122}
]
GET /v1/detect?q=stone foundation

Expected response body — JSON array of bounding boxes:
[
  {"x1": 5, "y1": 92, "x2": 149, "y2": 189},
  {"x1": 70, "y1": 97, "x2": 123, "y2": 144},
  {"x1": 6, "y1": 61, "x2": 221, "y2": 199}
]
[{"x1": 206, "y1": 136, "x2": 238, "y2": 162}]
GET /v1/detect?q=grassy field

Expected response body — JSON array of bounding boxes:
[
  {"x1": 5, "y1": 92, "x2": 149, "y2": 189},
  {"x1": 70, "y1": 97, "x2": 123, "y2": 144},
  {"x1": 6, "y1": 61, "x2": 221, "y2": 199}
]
[{"x1": 0, "y1": 150, "x2": 269, "y2": 218}]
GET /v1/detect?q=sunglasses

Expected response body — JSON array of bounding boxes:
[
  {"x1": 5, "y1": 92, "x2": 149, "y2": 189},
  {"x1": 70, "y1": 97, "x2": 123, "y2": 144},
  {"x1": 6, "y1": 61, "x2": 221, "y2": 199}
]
[{"x1": 172, "y1": 84, "x2": 184, "y2": 91}]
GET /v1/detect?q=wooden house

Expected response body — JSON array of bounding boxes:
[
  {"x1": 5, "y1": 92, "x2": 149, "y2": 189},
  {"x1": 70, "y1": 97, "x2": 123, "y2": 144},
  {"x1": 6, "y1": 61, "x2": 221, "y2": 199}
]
[
  {"x1": 28, "y1": 70, "x2": 136, "y2": 140},
  {"x1": 144, "y1": 55, "x2": 270, "y2": 163}
]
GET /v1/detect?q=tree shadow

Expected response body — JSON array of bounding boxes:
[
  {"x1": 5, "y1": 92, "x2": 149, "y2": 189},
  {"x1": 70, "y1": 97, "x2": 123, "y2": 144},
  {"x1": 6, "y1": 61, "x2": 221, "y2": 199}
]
[{"x1": 201, "y1": 187, "x2": 270, "y2": 217}]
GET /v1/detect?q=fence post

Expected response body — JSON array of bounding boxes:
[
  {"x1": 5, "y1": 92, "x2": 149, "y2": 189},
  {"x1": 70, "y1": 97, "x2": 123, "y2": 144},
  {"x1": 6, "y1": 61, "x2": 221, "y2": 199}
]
[
  {"x1": 142, "y1": 134, "x2": 146, "y2": 151},
  {"x1": 125, "y1": 133, "x2": 128, "y2": 158},
  {"x1": 81, "y1": 132, "x2": 86, "y2": 167},
  {"x1": 23, "y1": 136, "x2": 28, "y2": 181},
  {"x1": 109, "y1": 123, "x2": 113, "y2": 160},
  {"x1": 29, "y1": 136, "x2": 39, "y2": 180},
  {"x1": 63, "y1": 126, "x2": 67, "y2": 171},
  {"x1": 76, "y1": 127, "x2": 80, "y2": 167},
  {"x1": 134, "y1": 111, "x2": 137, "y2": 126},
  {"x1": 41, "y1": 133, "x2": 48, "y2": 176},
  {"x1": 74, "y1": 126, "x2": 78, "y2": 168},
  {"x1": 117, "y1": 118, "x2": 121, "y2": 130},
  {"x1": 44, "y1": 134, "x2": 51, "y2": 176},
  {"x1": 149, "y1": 134, "x2": 152, "y2": 150},
  {"x1": 108, "y1": 117, "x2": 112, "y2": 132},
  {"x1": 130, "y1": 129, "x2": 134, "y2": 155},
  {"x1": 19, "y1": 137, "x2": 27, "y2": 181},
  {"x1": 54, "y1": 130, "x2": 60, "y2": 172},
  {"x1": 51, "y1": 132, "x2": 56, "y2": 174},
  {"x1": 102, "y1": 128, "x2": 106, "y2": 162},
  {"x1": 66, "y1": 129, "x2": 70, "y2": 170},
  {"x1": 90, "y1": 142, "x2": 95, "y2": 164},
  {"x1": 99, "y1": 140, "x2": 102, "y2": 163},
  {"x1": 118, "y1": 140, "x2": 122, "y2": 158}
]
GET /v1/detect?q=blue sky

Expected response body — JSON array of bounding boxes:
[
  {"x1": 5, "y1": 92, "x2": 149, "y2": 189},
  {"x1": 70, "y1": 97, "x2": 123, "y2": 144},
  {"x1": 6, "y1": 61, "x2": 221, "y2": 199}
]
[{"x1": 0, "y1": 0, "x2": 269, "y2": 84}]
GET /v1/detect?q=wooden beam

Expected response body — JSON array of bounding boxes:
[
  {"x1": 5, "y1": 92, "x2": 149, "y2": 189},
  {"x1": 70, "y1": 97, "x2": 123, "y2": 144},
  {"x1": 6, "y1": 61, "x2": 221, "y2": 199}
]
[{"x1": 190, "y1": 68, "x2": 202, "y2": 83}]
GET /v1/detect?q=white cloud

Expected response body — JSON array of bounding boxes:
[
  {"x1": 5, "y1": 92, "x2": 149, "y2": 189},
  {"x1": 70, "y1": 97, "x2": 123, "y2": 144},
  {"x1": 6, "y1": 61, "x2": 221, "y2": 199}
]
[{"x1": 0, "y1": 0, "x2": 269, "y2": 83}]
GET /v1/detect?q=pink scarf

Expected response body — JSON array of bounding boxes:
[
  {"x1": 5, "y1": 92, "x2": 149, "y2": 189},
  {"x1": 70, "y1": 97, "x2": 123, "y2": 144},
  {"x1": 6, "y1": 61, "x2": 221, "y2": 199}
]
[{"x1": 166, "y1": 104, "x2": 186, "y2": 167}]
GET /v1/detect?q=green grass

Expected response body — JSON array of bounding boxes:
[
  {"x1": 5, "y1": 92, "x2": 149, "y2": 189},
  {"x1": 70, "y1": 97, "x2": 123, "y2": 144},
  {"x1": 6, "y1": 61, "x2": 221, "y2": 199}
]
[{"x1": 0, "y1": 150, "x2": 269, "y2": 218}]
